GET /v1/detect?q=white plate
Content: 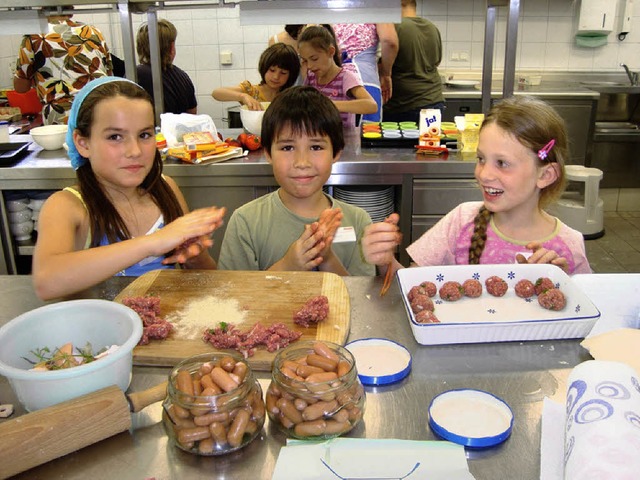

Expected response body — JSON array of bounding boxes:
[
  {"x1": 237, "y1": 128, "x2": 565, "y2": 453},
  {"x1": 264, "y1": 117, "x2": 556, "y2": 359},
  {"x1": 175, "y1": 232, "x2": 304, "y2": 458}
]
[
  {"x1": 445, "y1": 80, "x2": 480, "y2": 89},
  {"x1": 397, "y1": 264, "x2": 600, "y2": 345}
]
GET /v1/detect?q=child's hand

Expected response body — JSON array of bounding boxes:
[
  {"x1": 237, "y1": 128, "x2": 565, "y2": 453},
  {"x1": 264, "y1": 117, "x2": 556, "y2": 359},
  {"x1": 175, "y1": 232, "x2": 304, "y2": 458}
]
[
  {"x1": 240, "y1": 94, "x2": 263, "y2": 111},
  {"x1": 280, "y1": 222, "x2": 326, "y2": 270},
  {"x1": 361, "y1": 213, "x2": 402, "y2": 266},
  {"x1": 519, "y1": 241, "x2": 569, "y2": 273},
  {"x1": 153, "y1": 206, "x2": 226, "y2": 260},
  {"x1": 163, "y1": 235, "x2": 214, "y2": 265}
]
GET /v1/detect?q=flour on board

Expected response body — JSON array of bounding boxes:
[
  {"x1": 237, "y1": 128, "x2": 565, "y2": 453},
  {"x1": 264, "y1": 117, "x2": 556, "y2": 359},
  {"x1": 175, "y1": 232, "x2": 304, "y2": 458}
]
[{"x1": 168, "y1": 296, "x2": 247, "y2": 340}]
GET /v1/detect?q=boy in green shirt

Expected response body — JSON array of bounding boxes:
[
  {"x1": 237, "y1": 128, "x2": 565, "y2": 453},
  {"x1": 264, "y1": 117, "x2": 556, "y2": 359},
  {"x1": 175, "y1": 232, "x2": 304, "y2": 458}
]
[{"x1": 218, "y1": 86, "x2": 374, "y2": 276}]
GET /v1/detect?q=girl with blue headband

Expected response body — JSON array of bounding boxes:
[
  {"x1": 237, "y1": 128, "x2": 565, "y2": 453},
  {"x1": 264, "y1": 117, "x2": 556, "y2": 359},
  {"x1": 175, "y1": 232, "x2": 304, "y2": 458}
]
[{"x1": 32, "y1": 77, "x2": 226, "y2": 300}]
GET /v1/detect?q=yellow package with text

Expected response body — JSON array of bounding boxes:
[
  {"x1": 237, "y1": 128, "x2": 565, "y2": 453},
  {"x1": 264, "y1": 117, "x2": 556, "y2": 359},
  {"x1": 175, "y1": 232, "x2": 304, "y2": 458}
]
[{"x1": 460, "y1": 114, "x2": 484, "y2": 153}]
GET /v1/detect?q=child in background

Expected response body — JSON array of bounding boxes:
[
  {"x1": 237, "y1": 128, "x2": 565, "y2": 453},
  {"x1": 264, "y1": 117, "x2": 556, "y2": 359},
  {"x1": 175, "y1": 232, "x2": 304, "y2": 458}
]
[
  {"x1": 218, "y1": 86, "x2": 374, "y2": 276},
  {"x1": 362, "y1": 96, "x2": 591, "y2": 276},
  {"x1": 33, "y1": 77, "x2": 226, "y2": 300},
  {"x1": 298, "y1": 25, "x2": 377, "y2": 128},
  {"x1": 212, "y1": 43, "x2": 300, "y2": 111}
]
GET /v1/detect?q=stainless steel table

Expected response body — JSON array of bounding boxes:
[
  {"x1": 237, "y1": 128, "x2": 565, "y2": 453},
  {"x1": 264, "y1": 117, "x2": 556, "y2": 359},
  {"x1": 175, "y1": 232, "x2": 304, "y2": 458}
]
[{"x1": 0, "y1": 274, "x2": 623, "y2": 480}]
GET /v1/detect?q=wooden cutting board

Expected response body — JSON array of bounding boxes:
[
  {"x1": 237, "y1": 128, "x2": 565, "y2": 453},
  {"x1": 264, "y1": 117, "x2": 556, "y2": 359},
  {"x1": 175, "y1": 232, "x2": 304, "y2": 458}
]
[{"x1": 114, "y1": 269, "x2": 350, "y2": 371}]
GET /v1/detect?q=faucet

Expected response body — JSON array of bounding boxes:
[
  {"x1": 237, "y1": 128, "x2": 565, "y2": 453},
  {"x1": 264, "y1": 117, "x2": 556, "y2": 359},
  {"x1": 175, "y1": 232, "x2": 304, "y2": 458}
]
[{"x1": 620, "y1": 63, "x2": 639, "y2": 86}]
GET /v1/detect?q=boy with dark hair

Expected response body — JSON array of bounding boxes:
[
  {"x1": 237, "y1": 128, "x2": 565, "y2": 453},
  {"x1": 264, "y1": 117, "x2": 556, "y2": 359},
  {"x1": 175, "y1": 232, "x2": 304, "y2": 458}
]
[{"x1": 218, "y1": 86, "x2": 374, "y2": 276}]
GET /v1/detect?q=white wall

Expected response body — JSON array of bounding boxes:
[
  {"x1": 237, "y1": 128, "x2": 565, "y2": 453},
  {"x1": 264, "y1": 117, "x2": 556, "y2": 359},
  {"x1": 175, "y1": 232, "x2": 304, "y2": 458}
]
[{"x1": 2, "y1": 0, "x2": 639, "y2": 127}]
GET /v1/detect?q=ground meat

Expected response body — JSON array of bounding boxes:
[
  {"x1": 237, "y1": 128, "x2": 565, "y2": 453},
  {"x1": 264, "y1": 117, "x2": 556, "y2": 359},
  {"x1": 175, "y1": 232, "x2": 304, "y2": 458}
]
[
  {"x1": 415, "y1": 310, "x2": 440, "y2": 324},
  {"x1": 407, "y1": 285, "x2": 426, "y2": 302},
  {"x1": 293, "y1": 295, "x2": 330, "y2": 327},
  {"x1": 410, "y1": 294, "x2": 435, "y2": 314},
  {"x1": 203, "y1": 322, "x2": 302, "y2": 357},
  {"x1": 122, "y1": 296, "x2": 174, "y2": 345},
  {"x1": 462, "y1": 279, "x2": 483, "y2": 298},
  {"x1": 439, "y1": 281, "x2": 463, "y2": 301},
  {"x1": 535, "y1": 277, "x2": 555, "y2": 296},
  {"x1": 485, "y1": 276, "x2": 508, "y2": 297},
  {"x1": 515, "y1": 279, "x2": 536, "y2": 299},
  {"x1": 538, "y1": 288, "x2": 566, "y2": 311},
  {"x1": 419, "y1": 281, "x2": 437, "y2": 297}
]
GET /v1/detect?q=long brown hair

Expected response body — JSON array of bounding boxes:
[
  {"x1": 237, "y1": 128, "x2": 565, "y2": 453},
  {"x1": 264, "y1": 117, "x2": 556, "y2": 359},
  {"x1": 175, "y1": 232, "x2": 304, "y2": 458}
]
[
  {"x1": 136, "y1": 19, "x2": 177, "y2": 70},
  {"x1": 469, "y1": 96, "x2": 569, "y2": 264},
  {"x1": 74, "y1": 80, "x2": 183, "y2": 247},
  {"x1": 298, "y1": 25, "x2": 342, "y2": 67}
]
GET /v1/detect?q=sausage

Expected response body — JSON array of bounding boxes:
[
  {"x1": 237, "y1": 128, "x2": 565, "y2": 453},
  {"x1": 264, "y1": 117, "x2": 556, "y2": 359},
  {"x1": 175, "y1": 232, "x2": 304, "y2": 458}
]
[
  {"x1": 209, "y1": 421, "x2": 228, "y2": 447},
  {"x1": 166, "y1": 405, "x2": 196, "y2": 428},
  {"x1": 276, "y1": 397, "x2": 304, "y2": 424},
  {"x1": 220, "y1": 355, "x2": 236, "y2": 372},
  {"x1": 305, "y1": 372, "x2": 338, "y2": 384},
  {"x1": 198, "y1": 438, "x2": 215, "y2": 455},
  {"x1": 302, "y1": 399, "x2": 338, "y2": 421},
  {"x1": 176, "y1": 370, "x2": 195, "y2": 397},
  {"x1": 294, "y1": 398, "x2": 308, "y2": 411},
  {"x1": 313, "y1": 342, "x2": 340, "y2": 364},
  {"x1": 337, "y1": 360, "x2": 351, "y2": 378},
  {"x1": 232, "y1": 362, "x2": 248, "y2": 383},
  {"x1": 266, "y1": 390, "x2": 280, "y2": 415},
  {"x1": 296, "y1": 364, "x2": 325, "y2": 378},
  {"x1": 306, "y1": 353, "x2": 338, "y2": 372},
  {"x1": 199, "y1": 362, "x2": 214, "y2": 375},
  {"x1": 177, "y1": 426, "x2": 211, "y2": 445},
  {"x1": 294, "y1": 419, "x2": 326, "y2": 437},
  {"x1": 210, "y1": 366, "x2": 240, "y2": 392},
  {"x1": 193, "y1": 411, "x2": 230, "y2": 426},
  {"x1": 192, "y1": 379, "x2": 202, "y2": 396},
  {"x1": 324, "y1": 420, "x2": 351, "y2": 435},
  {"x1": 227, "y1": 409, "x2": 251, "y2": 448}
]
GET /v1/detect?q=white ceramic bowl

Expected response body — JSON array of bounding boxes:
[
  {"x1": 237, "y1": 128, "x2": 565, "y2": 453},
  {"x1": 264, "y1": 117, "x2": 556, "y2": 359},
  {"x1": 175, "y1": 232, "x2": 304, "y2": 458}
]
[
  {"x1": 6, "y1": 197, "x2": 29, "y2": 212},
  {"x1": 240, "y1": 102, "x2": 270, "y2": 136},
  {"x1": 0, "y1": 299, "x2": 143, "y2": 411},
  {"x1": 9, "y1": 219, "x2": 33, "y2": 240},
  {"x1": 8, "y1": 209, "x2": 32, "y2": 224},
  {"x1": 30, "y1": 124, "x2": 68, "y2": 150}
]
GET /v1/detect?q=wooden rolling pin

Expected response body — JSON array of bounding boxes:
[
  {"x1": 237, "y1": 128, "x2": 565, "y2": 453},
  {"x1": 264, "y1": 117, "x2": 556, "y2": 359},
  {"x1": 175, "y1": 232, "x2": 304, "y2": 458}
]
[{"x1": 0, "y1": 381, "x2": 167, "y2": 479}]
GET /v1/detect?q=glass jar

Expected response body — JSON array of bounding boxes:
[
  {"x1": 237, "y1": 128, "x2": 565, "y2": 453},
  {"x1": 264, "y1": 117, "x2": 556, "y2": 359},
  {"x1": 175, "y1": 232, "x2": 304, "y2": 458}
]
[
  {"x1": 162, "y1": 352, "x2": 265, "y2": 456},
  {"x1": 266, "y1": 340, "x2": 365, "y2": 440}
]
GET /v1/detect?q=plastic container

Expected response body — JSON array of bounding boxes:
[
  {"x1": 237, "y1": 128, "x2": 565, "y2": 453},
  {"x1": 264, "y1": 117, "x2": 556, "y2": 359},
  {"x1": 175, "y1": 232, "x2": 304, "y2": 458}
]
[
  {"x1": 0, "y1": 299, "x2": 143, "y2": 411},
  {"x1": 266, "y1": 340, "x2": 365, "y2": 440},
  {"x1": 163, "y1": 352, "x2": 265, "y2": 456}
]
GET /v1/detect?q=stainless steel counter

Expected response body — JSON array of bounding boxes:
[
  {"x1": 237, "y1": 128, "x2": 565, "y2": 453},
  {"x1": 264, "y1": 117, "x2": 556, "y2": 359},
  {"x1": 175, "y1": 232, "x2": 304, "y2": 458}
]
[{"x1": 0, "y1": 274, "x2": 610, "y2": 480}]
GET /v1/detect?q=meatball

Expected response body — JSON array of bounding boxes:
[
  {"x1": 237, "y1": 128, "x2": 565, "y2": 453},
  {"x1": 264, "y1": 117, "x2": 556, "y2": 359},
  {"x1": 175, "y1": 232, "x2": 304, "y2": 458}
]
[
  {"x1": 408, "y1": 285, "x2": 426, "y2": 302},
  {"x1": 415, "y1": 310, "x2": 440, "y2": 324},
  {"x1": 538, "y1": 288, "x2": 566, "y2": 311},
  {"x1": 410, "y1": 294, "x2": 435, "y2": 314},
  {"x1": 514, "y1": 279, "x2": 536, "y2": 299},
  {"x1": 462, "y1": 279, "x2": 483, "y2": 298},
  {"x1": 535, "y1": 277, "x2": 555, "y2": 296},
  {"x1": 485, "y1": 276, "x2": 508, "y2": 297},
  {"x1": 439, "y1": 281, "x2": 463, "y2": 301},
  {"x1": 419, "y1": 281, "x2": 437, "y2": 298}
]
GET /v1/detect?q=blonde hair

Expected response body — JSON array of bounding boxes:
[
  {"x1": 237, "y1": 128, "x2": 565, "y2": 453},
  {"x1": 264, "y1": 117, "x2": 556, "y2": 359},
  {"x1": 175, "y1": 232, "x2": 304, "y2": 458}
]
[{"x1": 469, "y1": 96, "x2": 569, "y2": 264}]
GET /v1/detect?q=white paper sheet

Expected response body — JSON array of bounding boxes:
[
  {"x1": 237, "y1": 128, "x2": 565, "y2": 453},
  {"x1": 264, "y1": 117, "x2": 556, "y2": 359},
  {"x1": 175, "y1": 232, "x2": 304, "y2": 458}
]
[{"x1": 272, "y1": 438, "x2": 475, "y2": 480}]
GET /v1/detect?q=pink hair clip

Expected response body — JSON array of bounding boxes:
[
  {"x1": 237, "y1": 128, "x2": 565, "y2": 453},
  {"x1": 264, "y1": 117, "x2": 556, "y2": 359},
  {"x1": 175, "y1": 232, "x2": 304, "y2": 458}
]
[{"x1": 538, "y1": 139, "x2": 556, "y2": 161}]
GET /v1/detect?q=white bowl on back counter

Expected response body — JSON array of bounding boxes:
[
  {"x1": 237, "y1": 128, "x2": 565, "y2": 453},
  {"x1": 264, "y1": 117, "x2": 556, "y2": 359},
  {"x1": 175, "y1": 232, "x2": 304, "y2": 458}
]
[
  {"x1": 30, "y1": 124, "x2": 68, "y2": 150},
  {"x1": 240, "y1": 102, "x2": 270, "y2": 136}
]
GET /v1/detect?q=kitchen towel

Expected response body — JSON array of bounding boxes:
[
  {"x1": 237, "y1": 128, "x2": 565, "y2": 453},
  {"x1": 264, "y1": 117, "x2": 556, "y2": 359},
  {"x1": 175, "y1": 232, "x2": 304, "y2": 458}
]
[{"x1": 540, "y1": 360, "x2": 640, "y2": 480}]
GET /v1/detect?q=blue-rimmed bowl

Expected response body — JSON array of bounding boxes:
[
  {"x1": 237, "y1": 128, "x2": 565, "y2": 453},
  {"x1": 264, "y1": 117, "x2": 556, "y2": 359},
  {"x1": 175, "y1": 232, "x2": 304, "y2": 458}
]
[
  {"x1": 428, "y1": 388, "x2": 513, "y2": 448},
  {"x1": 346, "y1": 338, "x2": 411, "y2": 386}
]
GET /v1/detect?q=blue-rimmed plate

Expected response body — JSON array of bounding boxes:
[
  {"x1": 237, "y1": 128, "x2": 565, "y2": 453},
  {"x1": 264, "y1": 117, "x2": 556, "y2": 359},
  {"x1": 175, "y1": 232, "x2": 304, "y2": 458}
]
[
  {"x1": 428, "y1": 389, "x2": 513, "y2": 448},
  {"x1": 346, "y1": 338, "x2": 411, "y2": 386}
]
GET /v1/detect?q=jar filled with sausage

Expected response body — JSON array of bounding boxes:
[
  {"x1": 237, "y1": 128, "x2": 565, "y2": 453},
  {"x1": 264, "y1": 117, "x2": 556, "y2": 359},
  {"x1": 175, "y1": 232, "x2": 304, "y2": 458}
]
[
  {"x1": 162, "y1": 352, "x2": 265, "y2": 455},
  {"x1": 266, "y1": 340, "x2": 365, "y2": 440}
]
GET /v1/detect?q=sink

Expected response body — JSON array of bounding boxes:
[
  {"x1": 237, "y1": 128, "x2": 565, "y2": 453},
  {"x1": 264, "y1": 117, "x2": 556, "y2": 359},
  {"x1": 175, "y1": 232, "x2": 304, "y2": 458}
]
[{"x1": 580, "y1": 81, "x2": 626, "y2": 87}]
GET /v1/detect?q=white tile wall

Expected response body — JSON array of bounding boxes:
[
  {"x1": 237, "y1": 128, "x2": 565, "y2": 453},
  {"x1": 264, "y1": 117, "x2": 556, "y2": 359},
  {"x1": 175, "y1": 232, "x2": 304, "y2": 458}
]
[{"x1": 2, "y1": 0, "x2": 639, "y2": 128}]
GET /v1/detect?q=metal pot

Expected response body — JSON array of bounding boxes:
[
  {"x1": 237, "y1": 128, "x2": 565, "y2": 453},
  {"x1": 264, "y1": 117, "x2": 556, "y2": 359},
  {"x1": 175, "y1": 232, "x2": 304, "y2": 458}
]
[{"x1": 224, "y1": 106, "x2": 242, "y2": 128}]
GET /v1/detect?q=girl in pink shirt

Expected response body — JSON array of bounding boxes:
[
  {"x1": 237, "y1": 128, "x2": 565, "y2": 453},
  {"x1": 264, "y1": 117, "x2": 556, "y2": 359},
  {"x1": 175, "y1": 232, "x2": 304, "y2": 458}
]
[
  {"x1": 362, "y1": 96, "x2": 592, "y2": 276},
  {"x1": 298, "y1": 25, "x2": 377, "y2": 127}
]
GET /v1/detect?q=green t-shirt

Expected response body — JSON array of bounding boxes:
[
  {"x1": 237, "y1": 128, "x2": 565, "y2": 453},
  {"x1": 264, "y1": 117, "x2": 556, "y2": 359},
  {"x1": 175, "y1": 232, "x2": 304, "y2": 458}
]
[{"x1": 218, "y1": 190, "x2": 375, "y2": 276}]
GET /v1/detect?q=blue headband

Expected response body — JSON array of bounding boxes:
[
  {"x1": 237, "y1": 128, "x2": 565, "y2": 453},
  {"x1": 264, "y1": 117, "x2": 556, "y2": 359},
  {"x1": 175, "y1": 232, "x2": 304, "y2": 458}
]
[{"x1": 66, "y1": 76, "x2": 139, "y2": 170}]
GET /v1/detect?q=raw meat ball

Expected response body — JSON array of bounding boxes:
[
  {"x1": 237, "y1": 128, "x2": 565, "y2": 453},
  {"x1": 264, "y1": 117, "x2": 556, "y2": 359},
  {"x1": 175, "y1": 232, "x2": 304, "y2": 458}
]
[
  {"x1": 419, "y1": 281, "x2": 437, "y2": 297},
  {"x1": 515, "y1": 279, "x2": 536, "y2": 299},
  {"x1": 408, "y1": 285, "x2": 427, "y2": 302},
  {"x1": 439, "y1": 281, "x2": 463, "y2": 301},
  {"x1": 534, "y1": 277, "x2": 555, "y2": 296},
  {"x1": 538, "y1": 288, "x2": 566, "y2": 311},
  {"x1": 410, "y1": 294, "x2": 435, "y2": 314},
  {"x1": 485, "y1": 276, "x2": 508, "y2": 297},
  {"x1": 415, "y1": 310, "x2": 440, "y2": 324},
  {"x1": 462, "y1": 279, "x2": 483, "y2": 298}
]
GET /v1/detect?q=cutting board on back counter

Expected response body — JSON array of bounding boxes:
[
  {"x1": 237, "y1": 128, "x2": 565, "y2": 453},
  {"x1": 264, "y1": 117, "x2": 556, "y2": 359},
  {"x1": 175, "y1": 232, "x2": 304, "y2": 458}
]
[{"x1": 114, "y1": 269, "x2": 350, "y2": 371}]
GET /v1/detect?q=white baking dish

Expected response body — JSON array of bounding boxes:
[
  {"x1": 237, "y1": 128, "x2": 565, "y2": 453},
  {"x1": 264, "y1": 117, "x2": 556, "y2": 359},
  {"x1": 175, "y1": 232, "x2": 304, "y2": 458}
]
[{"x1": 397, "y1": 264, "x2": 600, "y2": 345}]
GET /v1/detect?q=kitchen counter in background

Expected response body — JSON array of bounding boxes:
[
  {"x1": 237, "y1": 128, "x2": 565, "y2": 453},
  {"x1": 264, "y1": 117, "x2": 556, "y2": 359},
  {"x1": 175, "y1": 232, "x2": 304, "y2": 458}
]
[{"x1": 0, "y1": 273, "x2": 637, "y2": 479}]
